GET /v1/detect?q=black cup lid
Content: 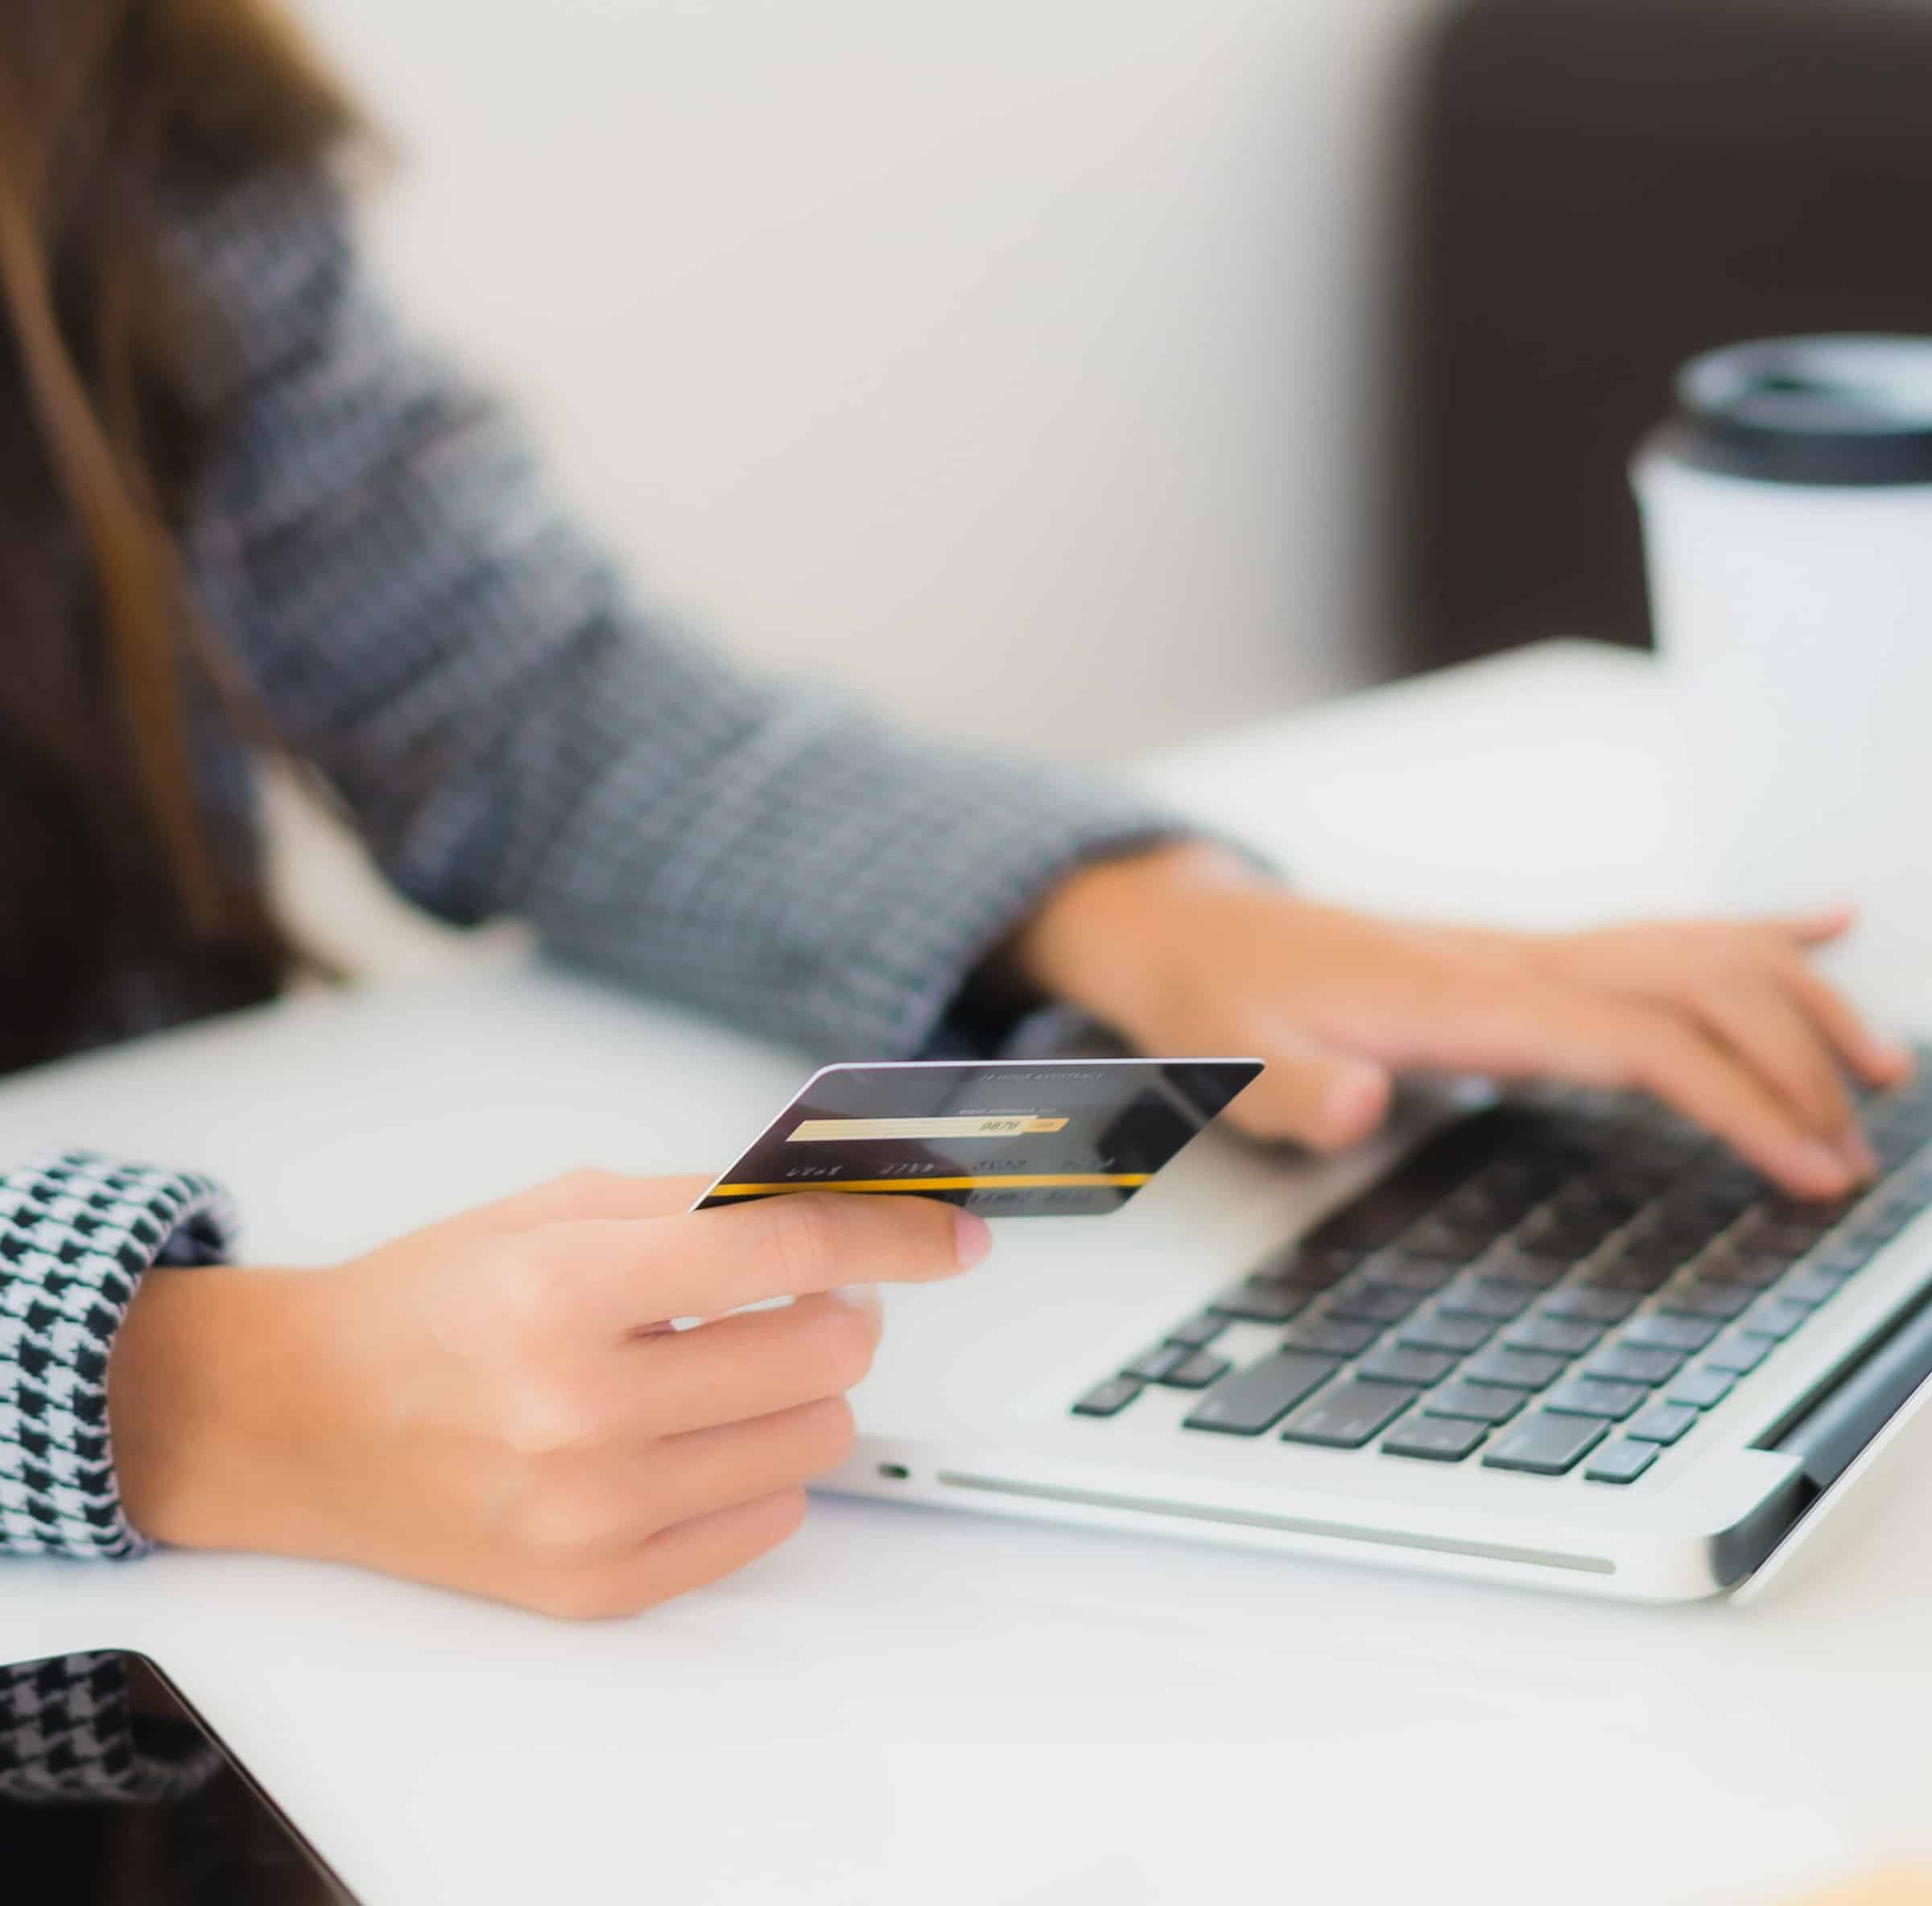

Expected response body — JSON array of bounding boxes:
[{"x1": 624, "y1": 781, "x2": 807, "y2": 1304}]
[{"x1": 1653, "y1": 335, "x2": 1932, "y2": 487}]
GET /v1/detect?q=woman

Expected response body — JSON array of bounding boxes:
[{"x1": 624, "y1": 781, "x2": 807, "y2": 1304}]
[{"x1": 0, "y1": 2, "x2": 1904, "y2": 1616}]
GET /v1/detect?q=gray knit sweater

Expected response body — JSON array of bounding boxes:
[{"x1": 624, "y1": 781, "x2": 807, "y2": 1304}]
[{"x1": 0, "y1": 168, "x2": 1174, "y2": 1561}]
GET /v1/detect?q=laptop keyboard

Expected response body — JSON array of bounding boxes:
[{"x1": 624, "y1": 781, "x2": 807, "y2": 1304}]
[{"x1": 1071, "y1": 1058, "x2": 1932, "y2": 1484}]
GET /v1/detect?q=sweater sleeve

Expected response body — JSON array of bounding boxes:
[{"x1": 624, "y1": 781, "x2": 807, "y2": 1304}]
[
  {"x1": 170, "y1": 169, "x2": 1190, "y2": 1061},
  {"x1": 0, "y1": 1154, "x2": 235, "y2": 1562}
]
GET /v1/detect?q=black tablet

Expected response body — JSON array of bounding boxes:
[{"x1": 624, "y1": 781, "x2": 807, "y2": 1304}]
[{"x1": 1, "y1": 1648, "x2": 357, "y2": 1904}]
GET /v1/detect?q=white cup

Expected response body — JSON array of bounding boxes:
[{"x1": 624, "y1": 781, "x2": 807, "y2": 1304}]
[{"x1": 1632, "y1": 336, "x2": 1932, "y2": 1018}]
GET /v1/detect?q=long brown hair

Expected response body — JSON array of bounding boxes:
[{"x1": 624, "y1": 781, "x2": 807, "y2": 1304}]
[{"x1": 0, "y1": 1, "x2": 356, "y2": 1073}]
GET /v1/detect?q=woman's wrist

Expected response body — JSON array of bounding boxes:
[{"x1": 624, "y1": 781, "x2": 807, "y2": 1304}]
[
  {"x1": 1006, "y1": 840, "x2": 1257, "y2": 1041},
  {"x1": 109, "y1": 1264, "x2": 333, "y2": 1557}
]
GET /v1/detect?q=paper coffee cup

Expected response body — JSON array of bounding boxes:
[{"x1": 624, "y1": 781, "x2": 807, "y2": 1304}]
[{"x1": 1632, "y1": 336, "x2": 1932, "y2": 1017}]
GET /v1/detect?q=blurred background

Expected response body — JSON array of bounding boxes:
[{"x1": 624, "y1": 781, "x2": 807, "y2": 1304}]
[{"x1": 272, "y1": 0, "x2": 1932, "y2": 964}]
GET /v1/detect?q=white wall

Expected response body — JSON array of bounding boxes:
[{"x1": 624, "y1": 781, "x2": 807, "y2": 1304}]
[{"x1": 288, "y1": 0, "x2": 1438, "y2": 761}]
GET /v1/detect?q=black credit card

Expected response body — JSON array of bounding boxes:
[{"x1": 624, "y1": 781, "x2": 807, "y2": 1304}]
[{"x1": 695, "y1": 1057, "x2": 1262, "y2": 1217}]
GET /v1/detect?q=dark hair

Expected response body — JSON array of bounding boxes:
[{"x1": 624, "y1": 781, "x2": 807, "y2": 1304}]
[{"x1": 0, "y1": 1, "x2": 357, "y2": 1072}]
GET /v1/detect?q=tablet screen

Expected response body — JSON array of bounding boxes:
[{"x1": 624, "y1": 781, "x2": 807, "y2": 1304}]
[{"x1": 1, "y1": 1649, "x2": 356, "y2": 1903}]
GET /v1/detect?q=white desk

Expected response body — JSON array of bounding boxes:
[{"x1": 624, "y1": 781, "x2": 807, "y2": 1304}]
[{"x1": 3, "y1": 641, "x2": 1928, "y2": 1904}]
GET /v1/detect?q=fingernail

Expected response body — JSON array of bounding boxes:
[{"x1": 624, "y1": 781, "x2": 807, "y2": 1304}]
[
  {"x1": 1321, "y1": 1062, "x2": 1391, "y2": 1143},
  {"x1": 1780, "y1": 1138, "x2": 1853, "y2": 1194},
  {"x1": 953, "y1": 1206, "x2": 993, "y2": 1268},
  {"x1": 832, "y1": 1283, "x2": 881, "y2": 1322}
]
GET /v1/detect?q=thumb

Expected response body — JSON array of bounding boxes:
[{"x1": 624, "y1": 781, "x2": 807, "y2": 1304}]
[{"x1": 1231, "y1": 1040, "x2": 1393, "y2": 1153}]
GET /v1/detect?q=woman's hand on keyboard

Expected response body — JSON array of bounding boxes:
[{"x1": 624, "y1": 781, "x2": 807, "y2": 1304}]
[
  {"x1": 108, "y1": 1173, "x2": 988, "y2": 1617},
  {"x1": 1009, "y1": 843, "x2": 1910, "y2": 1198}
]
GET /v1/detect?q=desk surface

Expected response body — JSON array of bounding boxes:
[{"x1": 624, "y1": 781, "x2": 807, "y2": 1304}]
[{"x1": 3, "y1": 642, "x2": 1927, "y2": 1905}]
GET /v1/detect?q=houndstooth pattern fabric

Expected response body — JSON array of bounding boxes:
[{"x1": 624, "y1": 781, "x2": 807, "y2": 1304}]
[
  {"x1": 0, "y1": 1155, "x2": 236, "y2": 1560},
  {"x1": 0, "y1": 1650, "x2": 221, "y2": 1803}
]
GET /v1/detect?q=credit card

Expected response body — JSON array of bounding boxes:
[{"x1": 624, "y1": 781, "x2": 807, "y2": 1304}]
[{"x1": 695, "y1": 1057, "x2": 1263, "y2": 1217}]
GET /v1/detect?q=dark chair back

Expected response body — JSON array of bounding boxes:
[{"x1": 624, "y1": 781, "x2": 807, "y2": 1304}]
[{"x1": 1393, "y1": 0, "x2": 1932, "y2": 673}]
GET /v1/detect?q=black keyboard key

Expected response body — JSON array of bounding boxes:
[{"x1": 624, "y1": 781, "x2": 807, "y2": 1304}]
[
  {"x1": 1304, "y1": 1109, "x2": 1524, "y2": 1249},
  {"x1": 1483, "y1": 1413, "x2": 1608, "y2": 1475},
  {"x1": 1363, "y1": 1250, "x2": 1463, "y2": 1294},
  {"x1": 1250, "y1": 1242, "x2": 1361, "y2": 1289},
  {"x1": 1582, "y1": 1257, "x2": 1677, "y2": 1297},
  {"x1": 1666, "y1": 1367, "x2": 1735, "y2": 1409},
  {"x1": 1744, "y1": 1220, "x2": 1835, "y2": 1258},
  {"x1": 1402, "y1": 1211, "x2": 1502, "y2": 1259},
  {"x1": 1073, "y1": 1376, "x2": 1141, "y2": 1418},
  {"x1": 1545, "y1": 1376, "x2": 1649, "y2": 1421},
  {"x1": 1396, "y1": 1310, "x2": 1496, "y2": 1355},
  {"x1": 1596, "y1": 1228, "x2": 1699, "y2": 1274},
  {"x1": 1810, "y1": 1238, "x2": 1876, "y2": 1280},
  {"x1": 1542, "y1": 1286, "x2": 1639, "y2": 1324},
  {"x1": 1740, "y1": 1297, "x2": 1810, "y2": 1342},
  {"x1": 1278, "y1": 1379, "x2": 1418, "y2": 1449},
  {"x1": 1584, "y1": 1440, "x2": 1659, "y2": 1484},
  {"x1": 1777, "y1": 1266, "x2": 1846, "y2": 1308},
  {"x1": 1622, "y1": 1313, "x2": 1720, "y2": 1354},
  {"x1": 1844, "y1": 1210, "x2": 1913, "y2": 1252},
  {"x1": 1462, "y1": 1346, "x2": 1567, "y2": 1391},
  {"x1": 1383, "y1": 1416, "x2": 1488, "y2": 1463},
  {"x1": 1584, "y1": 1344, "x2": 1684, "y2": 1386},
  {"x1": 1183, "y1": 1351, "x2": 1342, "y2": 1436},
  {"x1": 1327, "y1": 1281, "x2": 1421, "y2": 1326},
  {"x1": 1438, "y1": 1277, "x2": 1533, "y2": 1322},
  {"x1": 1422, "y1": 1380, "x2": 1525, "y2": 1425},
  {"x1": 1704, "y1": 1333, "x2": 1771, "y2": 1376},
  {"x1": 1657, "y1": 1280, "x2": 1756, "y2": 1322},
  {"x1": 1625, "y1": 1403, "x2": 1698, "y2": 1445},
  {"x1": 1690, "y1": 1248, "x2": 1789, "y2": 1291},
  {"x1": 1357, "y1": 1345, "x2": 1458, "y2": 1386},
  {"x1": 1121, "y1": 1343, "x2": 1191, "y2": 1383},
  {"x1": 1504, "y1": 1314, "x2": 1604, "y2": 1358},
  {"x1": 1165, "y1": 1312, "x2": 1228, "y2": 1351},
  {"x1": 1284, "y1": 1316, "x2": 1383, "y2": 1358},
  {"x1": 1514, "y1": 1208, "x2": 1614, "y2": 1256},
  {"x1": 1473, "y1": 1242, "x2": 1573, "y2": 1289},
  {"x1": 1208, "y1": 1281, "x2": 1309, "y2": 1323},
  {"x1": 1162, "y1": 1351, "x2": 1232, "y2": 1390}
]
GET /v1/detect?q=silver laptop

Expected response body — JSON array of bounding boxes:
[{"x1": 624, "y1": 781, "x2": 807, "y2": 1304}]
[{"x1": 828, "y1": 1054, "x2": 1932, "y2": 1602}]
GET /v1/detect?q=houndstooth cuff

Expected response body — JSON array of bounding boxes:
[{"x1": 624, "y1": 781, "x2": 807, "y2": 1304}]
[{"x1": 0, "y1": 1153, "x2": 236, "y2": 1561}]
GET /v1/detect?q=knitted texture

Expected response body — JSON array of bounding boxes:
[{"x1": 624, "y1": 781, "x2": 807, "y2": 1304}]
[
  {"x1": 142, "y1": 165, "x2": 1184, "y2": 1066},
  {"x1": 0, "y1": 1154, "x2": 235, "y2": 1559}
]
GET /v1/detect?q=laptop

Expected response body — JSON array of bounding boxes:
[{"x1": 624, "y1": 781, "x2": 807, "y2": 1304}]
[{"x1": 828, "y1": 1050, "x2": 1932, "y2": 1602}]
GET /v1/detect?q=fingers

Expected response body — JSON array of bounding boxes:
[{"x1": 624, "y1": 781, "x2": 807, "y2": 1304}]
[
  {"x1": 1228, "y1": 1034, "x2": 1393, "y2": 1152},
  {"x1": 1763, "y1": 902, "x2": 1857, "y2": 949},
  {"x1": 590, "y1": 1292, "x2": 883, "y2": 1440},
  {"x1": 526, "y1": 1489, "x2": 808, "y2": 1621},
  {"x1": 505, "y1": 1393, "x2": 854, "y2": 1565},
  {"x1": 1781, "y1": 959, "x2": 1913, "y2": 1088},
  {"x1": 1686, "y1": 976, "x2": 1865, "y2": 1165},
  {"x1": 420, "y1": 1169, "x2": 712, "y2": 1251},
  {"x1": 538, "y1": 1192, "x2": 987, "y2": 1334},
  {"x1": 1539, "y1": 918, "x2": 1916, "y2": 1188},
  {"x1": 1587, "y1": 999, "x2": 1856, "y2": 1198},
  {"x1": 506, "y1": 1392, "x2": 854, "y2": 1619},
  {"x1": 642, "y1": 1396, "x2": 857, "y2": 1532},
  {"x1": 483, "y1": 1170, "x2": 713, "y2": 1232}
]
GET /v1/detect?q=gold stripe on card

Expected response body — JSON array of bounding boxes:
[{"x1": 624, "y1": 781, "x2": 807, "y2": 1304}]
[{"x1": 708, "y1": 1172, "x2": 1150, "y2": 1196}]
